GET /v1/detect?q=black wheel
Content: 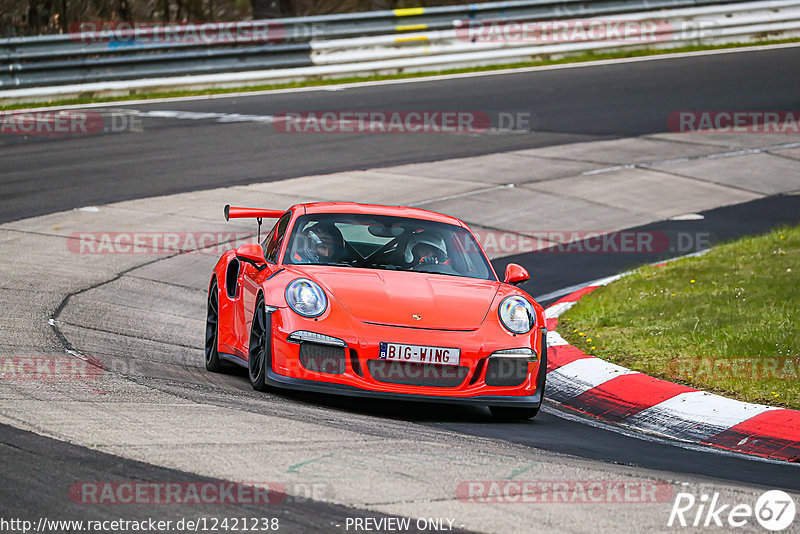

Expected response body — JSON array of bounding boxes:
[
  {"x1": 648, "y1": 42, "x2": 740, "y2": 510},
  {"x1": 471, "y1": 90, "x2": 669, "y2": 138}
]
[
  {"x1": 205, "y1": 279, "x2": 224, "y2": 372},
  {"x1": 489, "y1": 406, "x2": 540, "y2": 421},
  {"x1": 248, "y1": 295, "x2": 269, "y2": 391}
]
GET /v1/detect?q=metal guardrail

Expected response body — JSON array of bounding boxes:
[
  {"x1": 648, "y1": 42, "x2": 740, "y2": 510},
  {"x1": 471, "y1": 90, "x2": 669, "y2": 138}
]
[
  {"x1": 0, "y1": 0, "x2": 797, "y2": 99},
  {"x1": 0, "y1": 0, "x2": 757, "y2": 56},
  {"x1": 311, "y1": 2, "x2": 800, "y2": 64}
]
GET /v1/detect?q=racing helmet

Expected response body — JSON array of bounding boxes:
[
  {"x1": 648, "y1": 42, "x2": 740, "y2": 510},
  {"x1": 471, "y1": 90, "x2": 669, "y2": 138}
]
[
  {"x1": 404, "y1": 230, "x2": 447, "y2": 264},
  {"x1": 303, "y1": 222, "x2": 344, "y2": 263}
]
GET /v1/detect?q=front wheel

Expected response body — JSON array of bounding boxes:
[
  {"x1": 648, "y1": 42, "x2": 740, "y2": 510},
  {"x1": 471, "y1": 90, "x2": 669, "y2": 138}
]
[
  {"x1": 248, "y1": 295, "x2": 270, "y2": 392},
  {"x1": 489, "y1": 406, "x2": 539, "y2": 421}
]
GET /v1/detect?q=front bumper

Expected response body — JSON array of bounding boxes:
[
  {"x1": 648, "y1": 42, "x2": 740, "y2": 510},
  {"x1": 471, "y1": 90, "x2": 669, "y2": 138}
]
[
  {"x1": 262, "y1": 367, "x2": 545, "y2": 408},
  {"x1": 261, "y1": 308, "x2": 547, "y2": 408}
]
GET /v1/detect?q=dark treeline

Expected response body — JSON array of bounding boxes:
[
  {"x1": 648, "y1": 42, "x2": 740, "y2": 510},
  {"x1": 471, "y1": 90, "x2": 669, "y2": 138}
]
[{"x1": 1, "y1": 0, "x2": 490, "y2": 37}]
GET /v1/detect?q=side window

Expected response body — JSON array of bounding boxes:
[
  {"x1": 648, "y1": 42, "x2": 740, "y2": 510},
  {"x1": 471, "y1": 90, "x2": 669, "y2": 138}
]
[{"x1": 264, "y1": 213, "x2": 291, "y2": 264}]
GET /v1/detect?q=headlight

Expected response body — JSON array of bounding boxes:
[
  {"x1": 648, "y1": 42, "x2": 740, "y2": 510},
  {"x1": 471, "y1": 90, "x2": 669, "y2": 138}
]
[
  {"x1": 498, "y1": 296, "x2": 535, "y2": 334},
  {"x1": 285, "y1": 278, "x2": 328, "y2": 318}
]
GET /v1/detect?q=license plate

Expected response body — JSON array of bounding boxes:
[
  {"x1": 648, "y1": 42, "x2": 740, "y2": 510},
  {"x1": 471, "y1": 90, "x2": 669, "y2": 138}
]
[{"x1": 379, "y1": 342, "x2": 460, "y2": 366}]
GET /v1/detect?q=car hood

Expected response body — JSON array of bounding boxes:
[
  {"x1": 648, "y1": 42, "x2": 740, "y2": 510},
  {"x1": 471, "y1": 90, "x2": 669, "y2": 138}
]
[{"x1": 309, "y1": 269, "x2": 499, "y2": 330}]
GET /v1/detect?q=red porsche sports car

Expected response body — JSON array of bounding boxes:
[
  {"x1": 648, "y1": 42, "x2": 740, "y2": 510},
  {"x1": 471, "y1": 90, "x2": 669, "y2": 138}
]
[{"x1": 206, "y1": 202, "x2": 546, "y2": 419}]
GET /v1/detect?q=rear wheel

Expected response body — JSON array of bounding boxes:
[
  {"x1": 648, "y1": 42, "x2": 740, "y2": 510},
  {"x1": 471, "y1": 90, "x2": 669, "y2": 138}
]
[
  {"x1": 248, "y1": 295, "x2": 269, "y2": 392},
  {"x1": 489, "y1": 406, "x2": 539, "y2": 421},
  {"x1": 205, "y1": 280, "x2": 224, "y2": 372}
]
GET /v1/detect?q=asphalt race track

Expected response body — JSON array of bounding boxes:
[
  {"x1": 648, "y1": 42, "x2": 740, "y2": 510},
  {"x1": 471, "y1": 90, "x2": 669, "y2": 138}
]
[
  {"x1": 1, "y1": 45, "x2": 799, "y2": 224},
  {"x1": 1, "y1": 46, "x2": 800, "y2": 532},
  {"x1": 0, "y1": 423, "x2": 464, "y2": 533}
]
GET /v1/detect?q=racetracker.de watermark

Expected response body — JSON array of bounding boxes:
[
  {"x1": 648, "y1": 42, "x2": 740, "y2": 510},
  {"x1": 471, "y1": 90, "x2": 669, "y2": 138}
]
[
  {"x1": 668, "y1": 111, "x2": 800, "y2": 133},
  {"x1": 68, "y1": 20, "x2": 286, "y2": 44},
  {"x1": 456, "y1": 18, "x2": 670, "y2": 43},
  {"x1": 70, "y1": 481, "x2": 331, "y2": 505},
  {"x1": 457, "y1": 480, "x2": 674, "y2": 503},
  {"x1": 69, "y1": 230, "x2": 715, "y2": 256},
  {"x1": 666, "y1": 357, "x2": 800, "y2": 381},
  {"x1": 68, "y1": 232, "x2": 255, "y2": 255},
  {"x1": 0, "y1": 356, "x2": 103, "y2": 380},
  {"x1": 0, "y1": 111, "x2": 141, "y2": 137},
  {"x1": 273, "y1": 111, "x2": 492, "y2": 134},
  {"x1": 455, "y1": 18, "x2": 720, "y2": 43},
  {"x1": 469, "y1": 230, "x2": 715, "y2": 255}
]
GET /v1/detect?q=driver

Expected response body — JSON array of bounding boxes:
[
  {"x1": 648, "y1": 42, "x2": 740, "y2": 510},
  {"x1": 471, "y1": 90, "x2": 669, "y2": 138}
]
[
  {"x1": 297, "y1": 222, "x2": 344, "y2": 264},
  {"x1": 405, "y1": 231, "x2": 447, "y2": 265}
]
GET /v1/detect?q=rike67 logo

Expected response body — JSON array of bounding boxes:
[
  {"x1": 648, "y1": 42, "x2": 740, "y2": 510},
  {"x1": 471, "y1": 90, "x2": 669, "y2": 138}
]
[{"x1": 669, "y1": 490, "x2": 796, "y2": 531}]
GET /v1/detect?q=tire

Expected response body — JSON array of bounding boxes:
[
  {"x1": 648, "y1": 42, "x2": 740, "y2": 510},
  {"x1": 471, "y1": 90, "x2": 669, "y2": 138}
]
[
  {"x1": 489, "y1": 406, "x2": 540, "y2": 421},
  {"x1": 248, "y1": 295, "x2": 270, "y2": 392},
  {"x1": 205, "y1": 279, "x2": 225, "y2": 372}
]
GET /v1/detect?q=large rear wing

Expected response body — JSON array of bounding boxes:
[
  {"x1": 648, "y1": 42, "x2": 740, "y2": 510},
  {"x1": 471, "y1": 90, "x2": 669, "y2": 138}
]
[
  {"x1": 224, "y1": 205, "x2": 286, "y2": 221},
  {"x1": 224, "y1": 205, "x2": 287, "y2": 241}
]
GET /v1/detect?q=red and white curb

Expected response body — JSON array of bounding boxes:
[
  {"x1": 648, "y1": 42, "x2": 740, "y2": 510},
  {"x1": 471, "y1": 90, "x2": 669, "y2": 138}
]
[{"x1": 543, "y1": 273, "x2": 800, "y2": 462}]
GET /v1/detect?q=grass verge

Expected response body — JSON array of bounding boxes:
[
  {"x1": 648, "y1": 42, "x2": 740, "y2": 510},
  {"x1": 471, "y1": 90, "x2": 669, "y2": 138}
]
[
  {"x1": 2, "y1": 38, "x2": 800, "y2": 111},
  {"x1": 560, "y1": 224, "x2": 800, "y2": 409}
]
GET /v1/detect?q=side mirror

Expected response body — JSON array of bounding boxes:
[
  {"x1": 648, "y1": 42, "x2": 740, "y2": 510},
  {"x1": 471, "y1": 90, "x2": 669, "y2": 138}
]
[
  {"x1": 235, "y1": 243, "x2": 267, "y2": 271},
  {"x1": 504, "y1": 263, "x2": 530, "y2": 286}
]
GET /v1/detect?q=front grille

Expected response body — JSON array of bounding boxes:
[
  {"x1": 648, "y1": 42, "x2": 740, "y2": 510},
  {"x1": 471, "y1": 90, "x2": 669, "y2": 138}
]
[
  {"x1": 367, "y1": 360, "x2": 468, "y2": 387},
  {"x1": 299, "y1": 343, "x2": 346, "y2": 374},
  {"x1": 485, "y1": 358, "x2": 529, "y2": 387}
]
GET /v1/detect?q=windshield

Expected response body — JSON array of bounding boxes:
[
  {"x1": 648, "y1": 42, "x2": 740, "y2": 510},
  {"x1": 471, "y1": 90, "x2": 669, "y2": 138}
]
[{"x1": 284, "y1": 213, "x2": 495, "y2": 281}]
